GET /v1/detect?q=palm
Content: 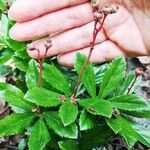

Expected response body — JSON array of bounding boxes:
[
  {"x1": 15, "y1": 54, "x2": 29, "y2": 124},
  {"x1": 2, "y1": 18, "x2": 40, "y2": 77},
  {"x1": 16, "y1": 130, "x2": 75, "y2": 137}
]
[{"x1": 8, "y1": 0, "x2": 149, "y2": 66}]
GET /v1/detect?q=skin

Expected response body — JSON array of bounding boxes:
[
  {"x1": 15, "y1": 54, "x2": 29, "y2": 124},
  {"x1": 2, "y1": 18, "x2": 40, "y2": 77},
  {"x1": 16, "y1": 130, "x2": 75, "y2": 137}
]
[{"x1": 8, "y1": 0, "x2": 150, "y2": 67}]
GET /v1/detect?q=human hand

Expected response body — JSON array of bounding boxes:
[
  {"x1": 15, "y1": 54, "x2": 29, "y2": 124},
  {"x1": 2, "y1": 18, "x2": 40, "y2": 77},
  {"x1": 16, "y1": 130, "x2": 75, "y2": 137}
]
[{"x1": 8, "y1": 0, "x2": 150, "y2": 66}]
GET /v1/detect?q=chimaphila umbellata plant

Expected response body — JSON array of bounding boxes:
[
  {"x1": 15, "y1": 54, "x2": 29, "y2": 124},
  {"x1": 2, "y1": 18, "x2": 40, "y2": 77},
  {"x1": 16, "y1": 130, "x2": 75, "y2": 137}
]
[{"x1": 0, "y1": 1, "x2": 150, "y2": 150}]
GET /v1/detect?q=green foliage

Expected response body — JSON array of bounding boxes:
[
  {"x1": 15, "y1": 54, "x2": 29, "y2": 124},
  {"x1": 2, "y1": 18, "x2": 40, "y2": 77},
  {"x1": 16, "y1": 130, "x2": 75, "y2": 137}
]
[
  {"x1": 75, "y1": 53, "x2": 96, "y2": 97},
  {"x1": 24, "y1": 87, "x2": 61, "y2": 107},
  {"x1": 26, "y1": 60, "x2": 39, "y2": 89},
  {"x1": 45, "y1": 112, "x2": 78, "y2": 139},
  {"x1": 0, "y1": 113, "x2": 36, "y2": 137},
  {"x1": 110, "y1": 94, "x2": 147, "y2": 111},
  {"x1": 79, "y1": 98, "x2": 113, "y2": 118},
  {"x1": 0, "y1": 83, "x2": 33, "y2": 110},
  {"x1": 59, "y1": 101, "x2": 78, "y2": 126},
  {"x1": 43, "y1": 64, "x2": 71, "y2": 95},
  {"x1": 58, "y1": 140, "x2": 78, "y2": 150},
  {"x1": 79, "y1": 110, "x2": 95, "y2": 131},
  {"x1": 99, "y1": 57, "x2": 126, "y2": 98},
  {"x1": 28, "y1": 118, "x2": 51, "y2": 150}
]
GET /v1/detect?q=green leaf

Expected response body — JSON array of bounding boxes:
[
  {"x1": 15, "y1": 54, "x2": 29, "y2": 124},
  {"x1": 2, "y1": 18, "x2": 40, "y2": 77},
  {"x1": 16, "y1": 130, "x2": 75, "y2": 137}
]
[
  {"x1": 58, "y1": 140, "x2": 78, "y2": 150},
  {"x1": 0, "y1": 83, "x2": 33, "y2": 110},
  {"x1": 106, "y1": 118, "x2": 122, "y2": 134},
  {"x1": 122, "y1": 107, "x2": 150, "y2": 118},
  {"x1": 0, "y1": 49, "x2": 13, "y2": 65},
  {"x1": 110, "y1": 94, "x2": 147, "y2": 111},
  {"x1": 43, "y1": 63, "x2": 71, "y2": 95},
  {"x1": 99, "y1": 57, "x2": 126, "y2": 98},
  {"x1": 80, "y1": 125, "x2": 113, "y2": 150},
  {"x1": 131, "y1": 123, "x2": 150, "y2": 147},
  {"x1": 25, "y1": 60, "x2": 39, "y2": 89},
  {"x1": 1, "y1": 14, "x2": 9, "y2": 37},
  {"x1": 0, "y1": 1, "x2": 5, "y2": 11},
  {"x1": 79, "y1": 98, "x2": 113, "y2": 118},
  {"x1": 79, "y1": 110, "x2": 95, "y2": 131},
  {"x1": 0, "y1": 113, "x2": 35, "y2": 137},
  {"x1": 118, "y1": 116, "x2": 137, "y2": 148},
  {"x1": 59, "y1": 101, "x2": 78, "y2": 126},
  {"x1": 45, "y1": 112, "x2": 78, "y2": 139},
  {"x1": 13, "y1": 56, "x2": 29, "y2": 71},
  {"x1": 116, "y1": 71, "x2": 135, "y2": 95},
  {"x1": 28, "y1": 118, "x2": 51, "y2": 150},
  {"x1": 24, "y1": 87, "x2": 61, "y2": 107},
  {"x1": 5, "y1": 38, "x2": 26, "y2": 51},
  {"x1": 74, "y1": 53, "x2": 96, "y2": 97},
  {"x1": 0, "y1": 37, "x2": 6, "y2": 51},
  {"x1": 0, "y1": 65, "x2": 11, "y2": 76}
]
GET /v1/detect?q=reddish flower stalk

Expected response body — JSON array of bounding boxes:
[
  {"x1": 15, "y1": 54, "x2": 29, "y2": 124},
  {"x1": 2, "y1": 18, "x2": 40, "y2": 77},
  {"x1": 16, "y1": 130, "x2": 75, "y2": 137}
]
[
  {"x1": 28, "y1": 37, "x2": 52, "y2": 87},
  {"x1": 127, "y1": 68, "x2": 143, "y2": 94},
  {"x1": 71, "y1": 14, "x2": 107, "y2": 101}
]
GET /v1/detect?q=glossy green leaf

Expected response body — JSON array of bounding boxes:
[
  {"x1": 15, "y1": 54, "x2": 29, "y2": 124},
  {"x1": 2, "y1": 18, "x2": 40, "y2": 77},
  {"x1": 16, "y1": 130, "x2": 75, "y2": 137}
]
[
  {"x1": 75, "y1": 53, "x2": 96, "y2": 97},
  {"x1": 118, "y1": 117, "x2": 137, "y2": 148},
  {"x1": 1, "y1": 14, "x2": 9, "y2": 37},
  {"x1": 80, "y1": 125, "x2": 113, "y2": 150},
  {"x1": 24, "y1": 87, "x2": 61, "y2": 107},
  {"x1": 0, "y1": 65, "x2": 11, "y2": 76},
  {"x1": 0, "y1": 49, "x2": 13, "y2": 65},
  {"x1": 0, "y1": 1, "x2": 5, "y2": 11},
  {"x1": 5, "y1": 38, "x2": 26, "y2": 51},
  {"x1": 79, "y1": 110, "x2": 95, "y2": 131},
  {"x1": 116, "y1": 71, "x2": 135, "y2": 95},
  {"x1": 0, "y1": 83, "x2": 33, "y2": 110},
  {"x1": 13, "y1": 56, "x2": 29, "y2": 71},
  {"x1": 25, "y1": 60, "x2": 39, "y2": 89},
  {"x1": 28, "y1": 119, "x2": 51, "y2": 150},
  {"x1": 45, "y1": 112, "x2": 78, "y2": 139},
  {"x1": 122, "y1": 106, "x2": 150, "y2": 118},
  {"x1": 59, "y1": 101, "x2": 78, "y2": 126},
  {"x1": 106, "y1": 118, "x2": 122, "y2": 134},
  {"x1": 58, "y1": 140, "x2": 78, "y2": 150},
  {"x1": 0, "y1": 113, "x2": 35, "y2": 137},
  {"x1": 79, "y1": 98, "x2": 113, "y2": 118},
  {"x1": 131, "y1": 123, "x2": 150, "y2": 147},
  {"x1": 99, "y1": 57, "x2": 126, "y2": 98},
  {"x1": 43, "y1": 64, "x2": 71, "y2": 95},
  {"x1": 110, "y1": 94, "x2": 147, "y2": 111}
]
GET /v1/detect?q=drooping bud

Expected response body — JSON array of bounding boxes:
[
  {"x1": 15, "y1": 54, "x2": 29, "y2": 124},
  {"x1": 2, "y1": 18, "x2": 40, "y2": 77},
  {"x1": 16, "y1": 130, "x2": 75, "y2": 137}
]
[
  {"x1": 93, "y1": 12, "x2": 103, "y2": 20},
  {"x1": 60, "y1": 95, "x2": 66, "y2": 102},
  {"x1": 112, "y1": 109, "x2": 120, "y2": 117},
  {"x1": 91, "y1": 0, "x2": 100, "y2": 8},
  {"x1": 44, "y1": 36, "x2": 52, "y2": 49},
  {"x1": 102, "y1": 4, "x2": 119, "y2": 15},
  {"x1": 135, "y1": 68, "x2": 144, "y2": 77}
]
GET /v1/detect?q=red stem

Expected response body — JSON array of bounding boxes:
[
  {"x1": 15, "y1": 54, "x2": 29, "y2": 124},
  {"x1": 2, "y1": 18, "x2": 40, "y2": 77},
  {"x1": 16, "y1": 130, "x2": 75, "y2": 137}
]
[
  {"x1": 127, "y1": 76, "x2": 138, "y2": 94},
  {"x1": 71, "y1": 14, "x2": 107, "y2": 99}
]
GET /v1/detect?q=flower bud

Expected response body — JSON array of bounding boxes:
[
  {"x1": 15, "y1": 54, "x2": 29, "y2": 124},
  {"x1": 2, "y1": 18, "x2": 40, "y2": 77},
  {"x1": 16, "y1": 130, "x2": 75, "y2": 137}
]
[
  {"x1": 91, "y1": 0, "x2": 100, "y2": 8},
  {"x1": 93, "y1": 12, "x2": 103, "y2": 20},
  {"x1": 102, "y1": 4, "x2": 119, "y2": 15},
  {"x1": 135, "y1": 68, "x2": 143, "y2": 76}
]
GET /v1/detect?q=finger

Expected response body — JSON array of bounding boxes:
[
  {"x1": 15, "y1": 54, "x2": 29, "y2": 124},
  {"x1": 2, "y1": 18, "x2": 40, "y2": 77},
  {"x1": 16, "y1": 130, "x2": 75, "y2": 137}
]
[
  {"x1": 9, "y1": 3, "x2": 93, "y2": 41},
  {"x1": 8, "y1": 0, "x2": 88, "y2": 22},
  {"x1": 103, "y1": 5, "x2": 148, "y2": 55},
  {"x1": 57, "y1": 41, "x2": 126, "y2": 67},
  {"x1": 27, "y1": 22, "x2": 107, "y2": 58}
]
